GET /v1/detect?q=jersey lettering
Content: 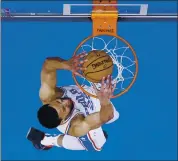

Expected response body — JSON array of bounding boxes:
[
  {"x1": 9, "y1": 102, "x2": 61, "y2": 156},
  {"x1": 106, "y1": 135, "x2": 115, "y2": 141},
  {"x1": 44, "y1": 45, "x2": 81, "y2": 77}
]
[{"x1": 69, "y1": 88, "x2": 94, "y2": 114}]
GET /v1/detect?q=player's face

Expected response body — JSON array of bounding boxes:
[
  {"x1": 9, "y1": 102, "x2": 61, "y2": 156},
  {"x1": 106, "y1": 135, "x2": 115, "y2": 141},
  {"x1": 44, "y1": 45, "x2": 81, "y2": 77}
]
[{"x1": 49, "y1": 98, "x2": 73, "y2": 119}]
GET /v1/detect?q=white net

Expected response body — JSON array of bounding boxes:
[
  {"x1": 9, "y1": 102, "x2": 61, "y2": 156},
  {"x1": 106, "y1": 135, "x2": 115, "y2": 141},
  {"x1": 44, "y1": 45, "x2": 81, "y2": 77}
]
[{"x1": 74, "y1": 35, "x2": 138, "y2": 97}]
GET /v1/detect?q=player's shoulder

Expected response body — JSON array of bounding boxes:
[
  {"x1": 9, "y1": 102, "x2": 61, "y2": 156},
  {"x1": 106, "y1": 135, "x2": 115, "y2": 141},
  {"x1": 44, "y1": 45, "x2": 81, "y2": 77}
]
[{"x1": 71, "y1": 113, "x2": 85, "y2": 124}]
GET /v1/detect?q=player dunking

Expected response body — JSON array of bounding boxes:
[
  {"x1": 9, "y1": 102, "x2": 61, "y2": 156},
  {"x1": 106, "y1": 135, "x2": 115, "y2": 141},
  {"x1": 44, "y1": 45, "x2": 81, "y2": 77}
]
[{"x1": 27, "y1": 52, "x2": 119, "y2": 151}]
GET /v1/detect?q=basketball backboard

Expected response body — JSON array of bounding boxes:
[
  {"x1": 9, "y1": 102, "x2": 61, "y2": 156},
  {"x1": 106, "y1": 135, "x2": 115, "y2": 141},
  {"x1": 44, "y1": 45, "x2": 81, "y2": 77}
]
[{"x1": 1, "y1": 1, "x2": 178, "y2": 22}]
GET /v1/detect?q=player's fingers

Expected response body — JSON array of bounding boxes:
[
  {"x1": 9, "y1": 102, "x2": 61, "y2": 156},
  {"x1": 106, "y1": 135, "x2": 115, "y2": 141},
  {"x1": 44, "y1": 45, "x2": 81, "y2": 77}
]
[
  {"x1": 74, "y1": 67, "x2": 86, "y2": 74},
  {"x1": 109, "y1": 75, "x2": 112, "y2": 87},
  {"x1": 74, "y1": 61, "x2": 83, "y2": 67},
  {"x1": 106, "y1": 75, "x2": 111, "y2": 89},
  {"x1": 73, "y1": 57, "x2": 79, "y2": 63},
  {"x1": 80, "y1": 60, "x2": 84, "y2": 64},
  {"x1": 75, "y1": 51, "x2": 86, "y2": 56},
  {"x1": 79, "y1": 52, "x2": 87, "y2": 58},
  {"x1": 111, "y1": 83, "x2": 116, "y2": 94},
  {"x1": 84, "y1": 59, "x2": 88, "y2": 62},
  {"x1": 107, "y1": 75, "x2": 112, "y2": 91},
  {"x1": 73, "y1": 53, "x2": 87, "y2": 62},
  {"x1": 79, "y1": 59, "x2": 88, "y2": 65},
  {"x1": 79, "y1": 67, "x2": 87, "y2": 71},
  {"x1": 72, "y1": 63, "x2": 79, "y2": 70},
  {"x1": 101, "y1": 77, "x2": 106, "y2": 91},
  {"x1": 75, "y1": 52, "x2": 87, "y2": 59}
]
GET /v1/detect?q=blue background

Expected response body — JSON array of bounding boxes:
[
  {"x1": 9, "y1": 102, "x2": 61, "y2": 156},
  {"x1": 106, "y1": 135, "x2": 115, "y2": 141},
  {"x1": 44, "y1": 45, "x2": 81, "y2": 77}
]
[{"x1": 1, "y1": 1, "x2": 177, "y2": 160}]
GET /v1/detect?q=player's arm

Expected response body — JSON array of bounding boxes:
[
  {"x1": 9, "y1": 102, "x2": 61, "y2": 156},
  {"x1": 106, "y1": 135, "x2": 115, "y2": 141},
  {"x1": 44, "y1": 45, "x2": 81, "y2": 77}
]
[
  {"x1": 41, "y1": 134, "x2": 86, "y2": 150},
  {"x1": 69, "y1": 75, "x2": 116, "y2": 137},
  {"x1": 57, "y1": 135, "x2": 86, "y2": 150},
  {"x1": 39, "y1": 54, "x2": 86, "y2": 104}
]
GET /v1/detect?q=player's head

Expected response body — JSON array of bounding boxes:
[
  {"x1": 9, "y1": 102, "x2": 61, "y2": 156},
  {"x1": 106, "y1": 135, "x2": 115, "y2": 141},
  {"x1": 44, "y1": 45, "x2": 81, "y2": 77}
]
[{"x1": 37, "y1": 98, "x2": 73, "y2": 129}]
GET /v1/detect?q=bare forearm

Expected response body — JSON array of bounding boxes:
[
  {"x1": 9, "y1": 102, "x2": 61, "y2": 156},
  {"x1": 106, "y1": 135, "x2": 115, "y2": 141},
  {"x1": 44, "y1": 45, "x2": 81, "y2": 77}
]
[
  {"x1": 100, "y1": 101, "x2": 114, "y2": 123},
  {"x1": 69, "y1": 107, "x2": 114, "y2": 137},
  {"x1": 57, "y1": 134, "x2": 85, "y2": 150}
]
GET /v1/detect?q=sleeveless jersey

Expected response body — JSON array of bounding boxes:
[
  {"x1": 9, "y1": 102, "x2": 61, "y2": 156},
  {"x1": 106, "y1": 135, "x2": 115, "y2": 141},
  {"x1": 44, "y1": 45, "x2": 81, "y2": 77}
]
[{"x1": 56, "y1": 85, "x2": 106, "y2": 151}]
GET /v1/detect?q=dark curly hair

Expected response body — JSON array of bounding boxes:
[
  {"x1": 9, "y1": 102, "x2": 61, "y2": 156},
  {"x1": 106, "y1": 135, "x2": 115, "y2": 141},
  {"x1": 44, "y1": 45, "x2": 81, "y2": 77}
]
[{"x1": 37, "y1": 104, "x2": 62, "y2": 129}]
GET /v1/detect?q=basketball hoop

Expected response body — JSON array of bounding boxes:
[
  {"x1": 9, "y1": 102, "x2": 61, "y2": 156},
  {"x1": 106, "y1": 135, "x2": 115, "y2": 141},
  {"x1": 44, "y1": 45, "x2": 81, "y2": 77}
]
[
  {"x1": 72, "y1": 35, "x2": 138, "y2": 99},
  {"x1": 72, "y1": 0, "x2": 138, "y2": 99}
]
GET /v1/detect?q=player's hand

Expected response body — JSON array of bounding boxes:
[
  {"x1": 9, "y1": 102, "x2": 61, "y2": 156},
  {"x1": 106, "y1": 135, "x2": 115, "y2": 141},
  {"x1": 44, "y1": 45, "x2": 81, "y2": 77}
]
[
  {"x1": 93, "y1": 75, "x2": 116, "y2": 105},
  {"x1": 66, "y1": 52, "x2": 87, "y2": 77}
]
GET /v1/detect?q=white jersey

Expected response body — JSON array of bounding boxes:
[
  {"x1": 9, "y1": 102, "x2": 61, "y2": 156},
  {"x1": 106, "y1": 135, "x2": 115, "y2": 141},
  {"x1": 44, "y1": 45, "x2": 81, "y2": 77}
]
[
  {"x1": 56, "y1": 85, "x2": 119, "y2": 151},
  {"x1": 56, "y1": 85, "x2": 105, "y2": 151}
]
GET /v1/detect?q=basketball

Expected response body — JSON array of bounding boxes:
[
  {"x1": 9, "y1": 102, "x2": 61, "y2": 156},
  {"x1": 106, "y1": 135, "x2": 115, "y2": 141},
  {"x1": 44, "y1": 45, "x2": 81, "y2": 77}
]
[{"x1": 83, "y1": 50, "x2": 113, "y2": 83}]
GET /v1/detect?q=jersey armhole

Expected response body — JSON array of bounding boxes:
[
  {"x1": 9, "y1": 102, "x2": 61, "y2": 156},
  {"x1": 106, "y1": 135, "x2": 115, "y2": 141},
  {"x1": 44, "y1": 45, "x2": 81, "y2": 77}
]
[
  {"x1": 65, "y1": 112, "x2": 85, "y2": 134},
  {"x1": 56, "y1": 87, "x2": 67, "y2": 98}
]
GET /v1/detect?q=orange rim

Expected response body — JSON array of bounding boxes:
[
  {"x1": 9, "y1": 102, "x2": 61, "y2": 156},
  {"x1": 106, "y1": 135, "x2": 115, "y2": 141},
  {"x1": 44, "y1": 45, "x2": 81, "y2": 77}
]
[{"x1": 72, "y1": 34, "x2": 138, "y2": 99}]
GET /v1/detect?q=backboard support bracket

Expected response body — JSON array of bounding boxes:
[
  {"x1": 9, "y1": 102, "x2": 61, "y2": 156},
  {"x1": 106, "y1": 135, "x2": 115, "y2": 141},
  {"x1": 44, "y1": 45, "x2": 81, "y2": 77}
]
[
  {"x1": 1, "y1": 2, "x2": 178, "y2": 22},
  {"x1": 91, "y1": 0, "x2": 118, "y2": 36}
]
